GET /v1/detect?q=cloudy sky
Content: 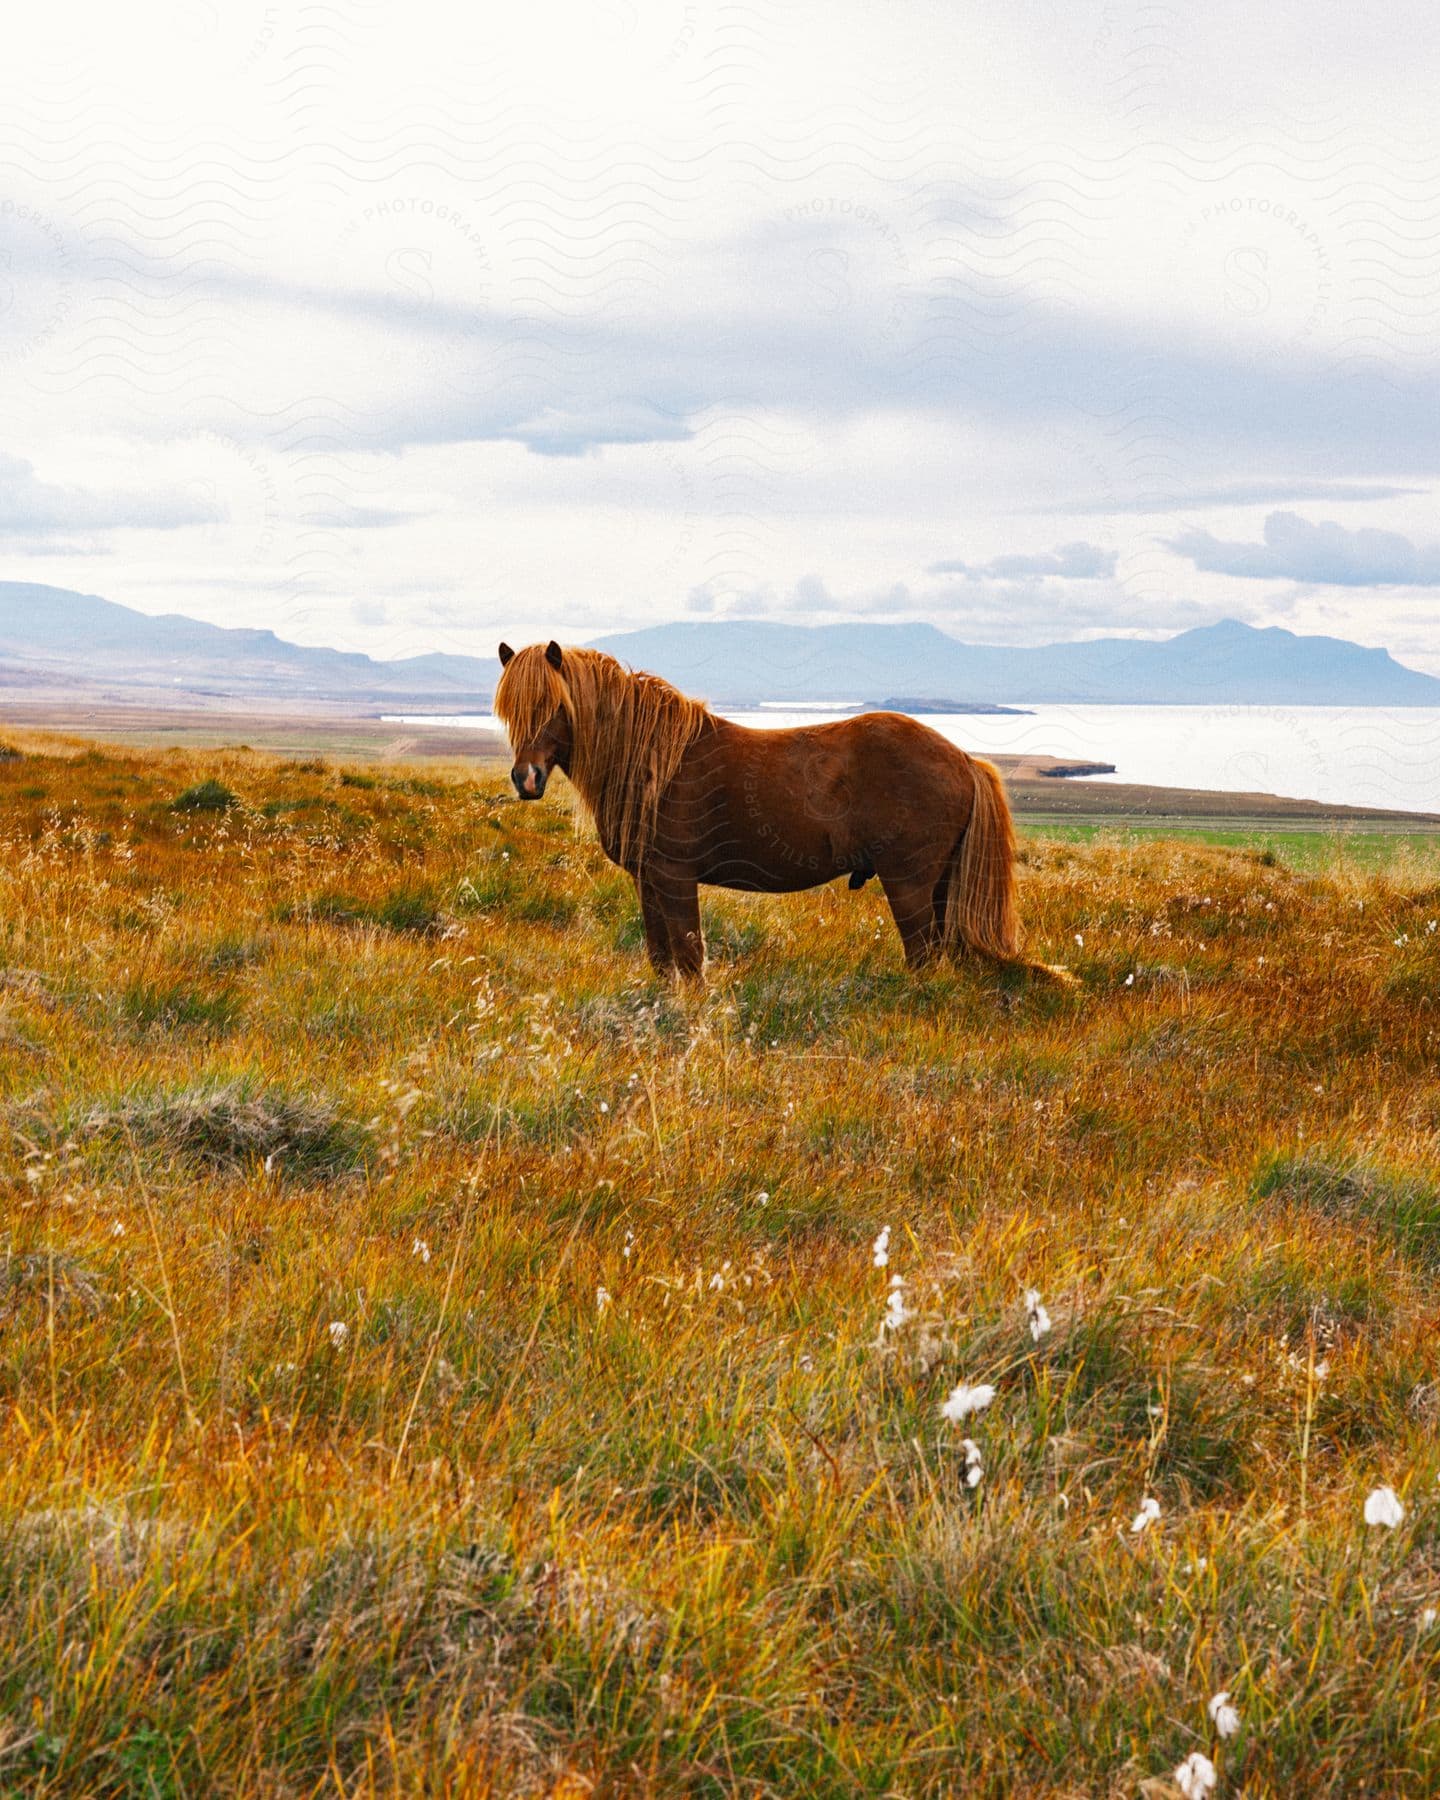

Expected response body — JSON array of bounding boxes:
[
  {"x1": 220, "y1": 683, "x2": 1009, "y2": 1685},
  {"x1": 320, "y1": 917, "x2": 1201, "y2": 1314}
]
[{"x1": 3, "y1": 0, "x2": 1440, "y2": 669}]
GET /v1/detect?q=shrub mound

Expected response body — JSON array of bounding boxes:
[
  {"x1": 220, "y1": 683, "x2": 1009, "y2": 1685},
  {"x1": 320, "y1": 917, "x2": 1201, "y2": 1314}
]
[
  {"x1": 171, "y1": 778, "x2": 240, "y2": 814},
  {"x1": 84, "y1": 1079, "x2": 366, "y2": 1176}
]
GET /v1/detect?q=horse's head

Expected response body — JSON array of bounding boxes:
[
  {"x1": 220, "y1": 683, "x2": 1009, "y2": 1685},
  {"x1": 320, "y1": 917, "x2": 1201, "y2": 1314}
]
[{"x1": 495, "y1": 639, "x2": 572, "y2": 800}]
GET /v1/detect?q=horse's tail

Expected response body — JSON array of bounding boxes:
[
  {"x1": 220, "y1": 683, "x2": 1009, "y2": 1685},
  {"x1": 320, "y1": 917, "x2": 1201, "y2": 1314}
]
[
  {"x1": 943, "y1": 757, "x2": 1079, "y2": 985},
  {"x1": 943, "y1": 755, "x2": 1019, "y2": 961}
]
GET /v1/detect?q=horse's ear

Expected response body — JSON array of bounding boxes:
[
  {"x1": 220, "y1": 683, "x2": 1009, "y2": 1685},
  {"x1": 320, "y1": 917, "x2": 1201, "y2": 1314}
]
[
  {"x1": 497, "y1": 641, "x2": 514, "y2": 667},
  {"x1": 545, "y1": 640, "x2": 563, "y2": 671}
]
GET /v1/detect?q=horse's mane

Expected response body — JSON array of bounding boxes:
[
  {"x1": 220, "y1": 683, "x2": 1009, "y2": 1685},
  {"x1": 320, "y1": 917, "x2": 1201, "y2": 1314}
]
[{"x1": 493, "y1": 645, "x2": 710, "y2": 867}]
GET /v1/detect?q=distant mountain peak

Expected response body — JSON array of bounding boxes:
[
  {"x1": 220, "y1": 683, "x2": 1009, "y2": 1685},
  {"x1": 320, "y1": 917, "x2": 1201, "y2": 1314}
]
[{"x1": 1191, "y1": 616, "x2": 1272, "y2": 636}]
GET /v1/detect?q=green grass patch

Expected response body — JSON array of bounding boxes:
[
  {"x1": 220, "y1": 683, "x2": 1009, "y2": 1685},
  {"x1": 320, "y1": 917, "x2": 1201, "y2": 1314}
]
[
  {"x1": 120, "y1": 980, "x2": 241, "y2": 1034},
  {"x1": 170, "y1": 777, "x2": 240, "y2": 813},
  {"x1": 81, "y1": 1077, "x2": 367, "y2": 1176},
  {"x1": 276, "y1": 882, "x2": 446, "y2": 935},
  {"x1": 458, "y1": 862, "x2": 579, "y2": 926},
  {"x1": 1023, "y1": 821, "x2": 1440, "y2": 874},
  {"x1": 1255, "y1": 1149, "x2": 1440, "y2": 1269}
]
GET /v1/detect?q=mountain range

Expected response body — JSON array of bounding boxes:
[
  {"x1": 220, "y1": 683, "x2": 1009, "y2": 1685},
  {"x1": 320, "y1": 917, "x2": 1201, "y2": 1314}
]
[
  {"x1": 0, "y1": 583, "x2": 497, "y2": 705},
  {"x1": 3, "y1": 582, "x2": 1439, "y2": 709},
  {"x1": 589, "y1": 619, "x2": 1440, "y2": 707}
]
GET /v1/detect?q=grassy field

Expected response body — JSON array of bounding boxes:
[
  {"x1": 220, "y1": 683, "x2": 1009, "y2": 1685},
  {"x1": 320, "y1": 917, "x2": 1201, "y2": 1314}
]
[
  {"x1": 3, "y1": 731, "x2": 1440, "y2": 1797},
  {"x1": 1018, "y1": 821, "x2": 1440, "y2": 875}
]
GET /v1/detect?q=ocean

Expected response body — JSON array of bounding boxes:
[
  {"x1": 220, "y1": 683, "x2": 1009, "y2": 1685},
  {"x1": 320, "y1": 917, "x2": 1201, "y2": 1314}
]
[{"x1": 388, "y1": 704, "x2": 1440, "y2": 816}]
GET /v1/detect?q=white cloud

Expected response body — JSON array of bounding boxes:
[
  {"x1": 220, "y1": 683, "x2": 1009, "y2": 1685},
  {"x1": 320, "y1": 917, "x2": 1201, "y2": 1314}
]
[
  {"x1": 0, "y1": 453, "x2": 222, "y2": 538},
  {"x1": 306, "y1": 504, "x2": 422, "y2": 529},
  {"x1": 1050, "y1": 481, "x2": 1424, "y2": 515},
  {"x1": 929, "y1": 543, "x2": 1117, "y2": 580},
  {"x1": 1169, "y1": 512, "x2": 1440, "y2": 587}
]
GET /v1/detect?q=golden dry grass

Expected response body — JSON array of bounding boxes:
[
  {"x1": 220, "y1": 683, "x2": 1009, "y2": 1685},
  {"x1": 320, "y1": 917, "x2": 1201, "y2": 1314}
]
[{"x1": 2, "y1": 734, "x2": 1440, "y2": 1797}]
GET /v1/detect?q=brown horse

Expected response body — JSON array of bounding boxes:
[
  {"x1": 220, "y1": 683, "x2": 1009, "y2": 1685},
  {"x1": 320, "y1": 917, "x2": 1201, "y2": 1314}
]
[{"x1": 494, "y1": 639, "x2": 1039, "y2": 981}]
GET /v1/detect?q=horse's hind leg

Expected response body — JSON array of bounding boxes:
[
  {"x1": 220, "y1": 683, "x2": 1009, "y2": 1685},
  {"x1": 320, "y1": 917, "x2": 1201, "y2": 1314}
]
[{"x1": 879, "y1": 871, "x2": 941, "y2": 970}]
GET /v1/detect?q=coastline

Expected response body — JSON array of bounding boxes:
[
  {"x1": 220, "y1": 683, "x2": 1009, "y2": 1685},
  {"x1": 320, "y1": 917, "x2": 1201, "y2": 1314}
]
[{"x1": 1, "y1": 699, "x2": 1437, "y2": 833}]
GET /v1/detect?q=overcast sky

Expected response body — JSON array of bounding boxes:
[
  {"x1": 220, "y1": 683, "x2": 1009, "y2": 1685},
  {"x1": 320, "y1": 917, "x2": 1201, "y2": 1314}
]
[{"x1": 3, "y1": 1, "x2": 1439, "y2": 669}]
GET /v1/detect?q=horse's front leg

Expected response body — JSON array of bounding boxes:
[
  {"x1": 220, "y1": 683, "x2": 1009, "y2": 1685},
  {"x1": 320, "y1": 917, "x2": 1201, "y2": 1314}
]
[
  {"x1": 637, "y1": 876, "x2": 677, "y2": 977},
  {"x1": 637, "y1": 867, "x2": 704, "y2": 983},
  {"x1": 667, "y1": 879, "x2": 704, "y2": 982}
]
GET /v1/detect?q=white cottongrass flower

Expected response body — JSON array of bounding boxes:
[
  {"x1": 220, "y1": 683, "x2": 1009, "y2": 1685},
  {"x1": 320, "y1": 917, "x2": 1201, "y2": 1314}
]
[
  {"x1": 1420, "y1": 1606, "x2": 1438, "y2": 1631},
  {"x1": 940, "y1": 1382, "x2": 996, "y2": 1423},
  {"x1": 596, "y1": 1286, "x2": 612, "y2": 1313},
  {"x1": 1130, "y1": 1495, "x2": 1162, "y2": 1534},
  {"x1": 1074, "y1": 932, "x2": 1084, "y2": 948},
  {"x1": 961, "y1": 1437, "x2": 983, "y2": 1488},
  {"x1": 883, "y1": 1275, "x2": 912, "y2": 1333},
  {"x1": 872, "y1": 1226, "x2": 891, "y2": 1268},
  {"x1": 756, "y1": 1190, "x2": 769, "y2": 1208},
  {"x1": 1364, "y1": 1485, "x2": 1405, "y2": 1529},
  {"x1": 1024, "y1": 1288, "x2": 1052, "y2": 1341},
  {"x1": 411, "y1": 1238, "x2": 431, "y2": 1263},
  {"x1": 1174, "y1": 1750, "x2": 1216, "y2": 1799},
  {"x1": 110, "y1": 1220, "x2": 125, "y2": 1237},
  {"x1": 1208, "y1": 1691, "x2": 1241, "y2": 1739},
  {"x1": 327, "y1": 1320, "x2": 348, "y2": 1350}
]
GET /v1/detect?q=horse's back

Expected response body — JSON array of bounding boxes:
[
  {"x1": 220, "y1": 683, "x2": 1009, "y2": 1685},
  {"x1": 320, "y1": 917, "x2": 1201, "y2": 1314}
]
[
  {"x1": 661, "y1": 710, "x2": 978, "y2": 892},
  {"x1": 743, "y1": 710, "x2": 973, "y2": 794},
  {"x1": 710, "y1": 708, "x2": 967, "y2": 764}
]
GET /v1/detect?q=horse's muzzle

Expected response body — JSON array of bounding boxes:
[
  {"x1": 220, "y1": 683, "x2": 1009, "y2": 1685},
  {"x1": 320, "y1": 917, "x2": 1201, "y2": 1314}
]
[{"x1": 512, "y1": 763, "x2": 547, "y2": 799}]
